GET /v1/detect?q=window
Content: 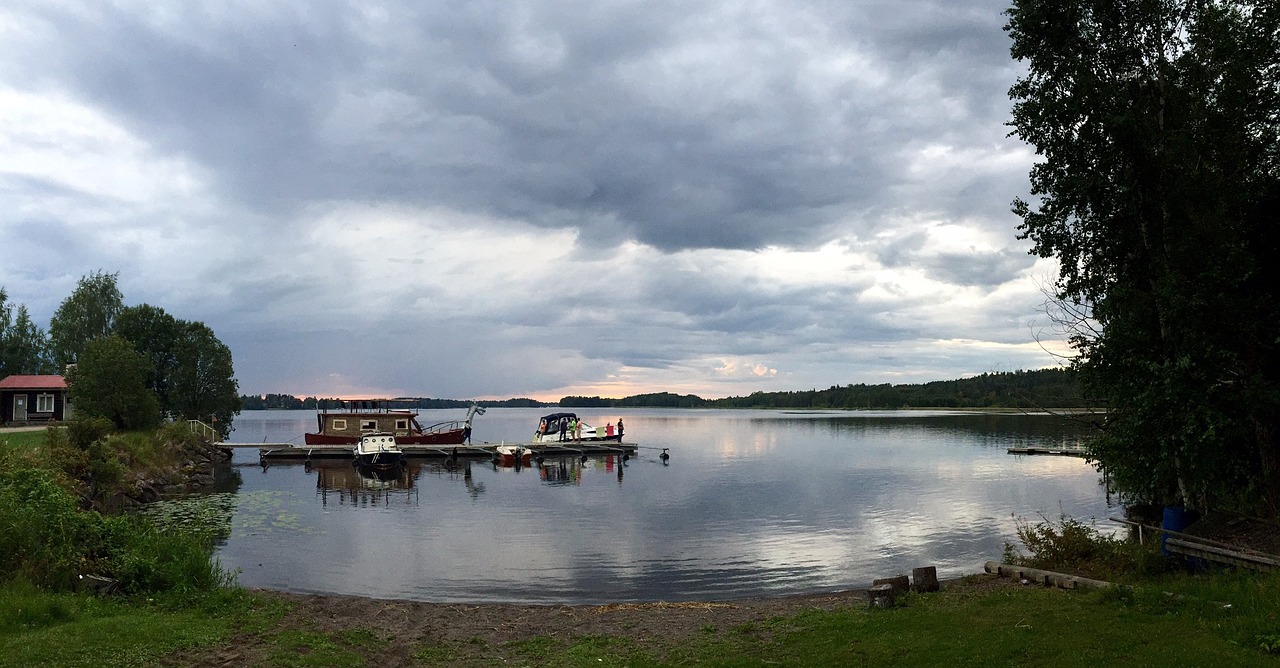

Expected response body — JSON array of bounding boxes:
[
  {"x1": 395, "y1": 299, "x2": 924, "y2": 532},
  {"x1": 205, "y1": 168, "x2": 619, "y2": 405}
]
[
  {"x1": 360, "y1": 420, "x2": 377, "y2": 432},
  {"x1": 36, "y1": 394, "x2": 55, "y2": 413},
  {"x1": 331, "y1": 419, "x2": 347, "y2": 431},
  {"x1": 395, "y1": 419, "x2": 409, "y2": 430}
]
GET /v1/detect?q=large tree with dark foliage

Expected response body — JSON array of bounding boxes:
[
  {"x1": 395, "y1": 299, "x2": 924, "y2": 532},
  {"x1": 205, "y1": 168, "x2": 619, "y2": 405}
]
[
  {"x1": 167, "y1": 320, "x2": 241, "y2": 439},
  {"x1": 114, "y1": 304, "x2": 181, "y2": 408},
  {"x1": 114, "y1": 304, "x2": 241, "y2": 438},
  {"x1": 1006, "y1": 0, "x2": 1280, "y2": 514},
  {"x1": 67, "y1": 334, "x2": 161, "y2": 431}
]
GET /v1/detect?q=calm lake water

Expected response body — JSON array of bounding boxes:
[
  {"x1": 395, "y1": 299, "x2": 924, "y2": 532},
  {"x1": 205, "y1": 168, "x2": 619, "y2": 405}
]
[{"x1": 215, "y1": 407, "x2": 1115, "y2": 604}]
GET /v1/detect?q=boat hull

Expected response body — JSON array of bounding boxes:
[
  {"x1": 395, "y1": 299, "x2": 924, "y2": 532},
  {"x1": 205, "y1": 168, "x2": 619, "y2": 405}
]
[
  {"x1": 495, "y1": 445, "x2": 532, "y2": 467},
  {"x1": 354, "y1": 453, "x2": 406, "y2": 468}
]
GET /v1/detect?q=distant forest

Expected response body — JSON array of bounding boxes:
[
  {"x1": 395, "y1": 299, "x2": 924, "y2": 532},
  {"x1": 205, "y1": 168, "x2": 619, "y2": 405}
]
[{"x1": 241, "y1": 368, "x2": 1083, "y2": 411}]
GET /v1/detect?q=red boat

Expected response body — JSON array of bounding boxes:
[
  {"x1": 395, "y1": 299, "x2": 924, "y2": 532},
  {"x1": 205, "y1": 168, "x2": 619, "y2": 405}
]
[{"x1": 304, "y1": 402, "x2": 484, "y2": 446}]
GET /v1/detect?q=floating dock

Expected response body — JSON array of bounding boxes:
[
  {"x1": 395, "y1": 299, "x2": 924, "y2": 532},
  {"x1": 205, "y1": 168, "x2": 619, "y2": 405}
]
[
  {"x1": 1007, "y1": 446, "x2": 1086, "y2": 457},
  {"x1": 219, "y1": 441, "x2": 638, "y2": 461}
]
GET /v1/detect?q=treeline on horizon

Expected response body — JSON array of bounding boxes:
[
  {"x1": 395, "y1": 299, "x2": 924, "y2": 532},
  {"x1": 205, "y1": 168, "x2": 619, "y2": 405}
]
[{"x1": 241, "y1": 368, "x2": 1082, "y2": 411}]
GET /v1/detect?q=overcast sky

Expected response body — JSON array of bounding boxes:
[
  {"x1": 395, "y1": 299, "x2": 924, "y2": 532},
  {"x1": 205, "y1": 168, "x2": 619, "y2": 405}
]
[{"x1": 0, "y1": 0, "x2": 1067, "y2": 401}]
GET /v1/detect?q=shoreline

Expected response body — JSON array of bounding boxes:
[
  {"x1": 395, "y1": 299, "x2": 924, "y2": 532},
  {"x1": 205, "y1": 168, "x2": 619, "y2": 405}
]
[{"x1": 169, "y1": 574, "x2": 1014, "y2": 666}]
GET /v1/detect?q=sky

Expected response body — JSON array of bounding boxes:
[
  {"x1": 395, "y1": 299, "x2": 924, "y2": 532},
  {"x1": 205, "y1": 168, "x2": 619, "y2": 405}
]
[{"x1": 0, "y1": 0, "x2": 1068, "y2": 401}]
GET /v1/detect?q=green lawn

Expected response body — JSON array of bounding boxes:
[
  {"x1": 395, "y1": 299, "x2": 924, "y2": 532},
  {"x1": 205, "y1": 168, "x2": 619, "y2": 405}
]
[
  {"x1": 0, "y1": 429, "x2": 53, "y2": 450},
  {"x1": 5, "y1": 572, "x2": 1278, "y2": 667}
]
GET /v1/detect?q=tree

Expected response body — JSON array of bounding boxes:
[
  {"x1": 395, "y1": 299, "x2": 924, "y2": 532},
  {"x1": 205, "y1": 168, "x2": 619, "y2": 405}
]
[
  {"x1": 111, "y1": 304, "x2": 242, "y2": 437},
  {"x1": 66, "y1": 334, "x2": 161, "y2": 431},
  {"x1": 114, "y1": 304, "x2": 181, "y2": 409},
  {"x1": 0, "y1": 288, "x2": 53, "y2": 376},
  {"x1": 1006, "y1": 1, "x2": 1280, "y2": 514},
  {"x1": 167, "y1": 321, "x2": 241, "y2": 439},
  {"x1": 48, "y1": 271, "x2": 124, "y2": 367}
]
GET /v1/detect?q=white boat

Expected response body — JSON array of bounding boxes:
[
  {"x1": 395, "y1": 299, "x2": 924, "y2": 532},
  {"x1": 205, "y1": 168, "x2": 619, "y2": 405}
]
[
  {"x1": 531, "y1": 412, "x2": 624, "y2": 443},
  {"x1": 353, "y1": 432, "x2": 406, "y2": 468}
]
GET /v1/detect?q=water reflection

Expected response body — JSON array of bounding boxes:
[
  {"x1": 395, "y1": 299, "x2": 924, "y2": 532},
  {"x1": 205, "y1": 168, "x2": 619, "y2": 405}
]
[
  {"x1": 311, "y1": 461, "x2": 420, "y2": 507},
  {"x1": 218, "y1": 408, "x2": 1115, "y2": 604},
  {"x1": 538, "y1": 455, "x2": 626, "y2": 486}
]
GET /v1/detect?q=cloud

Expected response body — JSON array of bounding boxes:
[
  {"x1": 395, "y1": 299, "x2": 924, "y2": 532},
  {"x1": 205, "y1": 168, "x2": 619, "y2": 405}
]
[{"x1": 0, "y1": 0, "x2": 1064, "y2": 400}]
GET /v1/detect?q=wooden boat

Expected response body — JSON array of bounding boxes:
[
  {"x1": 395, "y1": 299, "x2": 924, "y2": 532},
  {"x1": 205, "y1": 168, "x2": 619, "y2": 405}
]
[
  {"x1": 494, "y1": 444, "x2": 532, "y2": 467},
  {"x1": 305, "y1": 402, "x2": 484, "y2": 446},
  {"x1": 353, "y1": 432, "x2": 406, "y2": 468},
  {"x1": 531, "y1": 412, "x2": 624, "y2": 443}
]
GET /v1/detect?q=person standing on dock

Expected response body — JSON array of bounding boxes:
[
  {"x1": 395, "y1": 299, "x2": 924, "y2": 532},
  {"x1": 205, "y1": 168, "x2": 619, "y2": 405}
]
[
  {"x1": 574, "y1": 418, "x2": 583, "y2": 440},
  {"x1": 559, "y1": 418, "x2": 568, "y2": 442},
  {"x1": 616, "y1": 418, "x2": 624, "y2": 441}
]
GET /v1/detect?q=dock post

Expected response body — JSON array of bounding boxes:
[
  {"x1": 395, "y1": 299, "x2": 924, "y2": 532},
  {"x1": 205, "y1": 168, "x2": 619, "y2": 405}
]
[
  {"x1": 868, "y1": 583, "x2": 896, "y2": 608},
  {"x1": 873, "y1": 575, "x2": 910, "y2": 594},
  {"x1": 912, "y1": 566, "x2": 939, "y2": 593}
]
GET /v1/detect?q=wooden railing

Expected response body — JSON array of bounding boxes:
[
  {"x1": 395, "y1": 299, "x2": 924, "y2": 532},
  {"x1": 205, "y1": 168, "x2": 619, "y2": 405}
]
[{"x1": 187, "y1": 419, "x2": 218, "y2": 442}]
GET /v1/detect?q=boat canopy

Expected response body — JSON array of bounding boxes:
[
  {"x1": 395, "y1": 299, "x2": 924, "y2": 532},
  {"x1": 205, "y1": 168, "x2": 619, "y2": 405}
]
[{"x1": 539, "y1": 412, "x2": 578, "y2": 423}]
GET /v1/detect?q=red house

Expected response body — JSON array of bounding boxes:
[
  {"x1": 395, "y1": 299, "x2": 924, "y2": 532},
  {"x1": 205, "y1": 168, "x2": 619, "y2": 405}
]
[{"x1": 0, "y1": 375, "x2": 71, "y2": 425}]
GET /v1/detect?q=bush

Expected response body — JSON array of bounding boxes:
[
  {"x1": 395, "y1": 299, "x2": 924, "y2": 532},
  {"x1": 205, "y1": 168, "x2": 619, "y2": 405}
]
[
  {"x1": 0, "y1": 467, "x2": 104, "y2": 588},
  {"x1": 0, "y1": 464, "x2": 232, "y2": 595},
  {"x1": 1003, "y1": 514, "x2": 1163, "y2": 579},
  {"x1": 103, "y1": 515, "x2": 235, "y2": 597}
]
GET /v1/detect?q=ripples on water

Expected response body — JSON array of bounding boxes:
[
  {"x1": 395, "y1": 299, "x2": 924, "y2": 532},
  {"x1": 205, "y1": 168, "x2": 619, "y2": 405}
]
[{"x1": 213, "y1": 408, "x2": 1115, "y2": 604}]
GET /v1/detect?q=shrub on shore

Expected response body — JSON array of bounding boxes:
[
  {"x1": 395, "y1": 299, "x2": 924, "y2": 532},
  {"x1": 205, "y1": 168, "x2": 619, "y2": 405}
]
[
  {"x1": 1002, "y1": 514, "x2": 1169, "y2": 580},
  {"x1": 0, "y1": 462, "x2": 232, "y2": 596}
]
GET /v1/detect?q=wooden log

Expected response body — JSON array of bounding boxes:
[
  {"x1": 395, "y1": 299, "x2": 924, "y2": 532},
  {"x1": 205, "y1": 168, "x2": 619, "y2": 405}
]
[
  {"x1": 867, "y1": 583, "x2": 896, "y2": 609},
  {"x1": 873, "y1": 575, "x2": 910, "y2": 594},
  {"x1": 983, "y1": 561, "x2": 1114, "y2": 590},
  {"x1": 912, "y1": 566, "x2": 939, "y2": 593}
]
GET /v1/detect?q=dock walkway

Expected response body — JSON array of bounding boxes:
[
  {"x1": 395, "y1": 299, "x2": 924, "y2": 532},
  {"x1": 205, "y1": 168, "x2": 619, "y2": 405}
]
[
  {"x1": 1007, "y1": 446, "x2": 1086, "y2": 457},
  {"x1": 219, "y1": 440, "x2": 638, "y2": 461}
]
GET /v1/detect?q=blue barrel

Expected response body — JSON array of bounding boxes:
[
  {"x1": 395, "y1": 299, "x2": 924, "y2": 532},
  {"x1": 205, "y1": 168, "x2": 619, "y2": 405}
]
[{"x1": 1161, "y1": 506, "x2": 1198, "y2": 556}]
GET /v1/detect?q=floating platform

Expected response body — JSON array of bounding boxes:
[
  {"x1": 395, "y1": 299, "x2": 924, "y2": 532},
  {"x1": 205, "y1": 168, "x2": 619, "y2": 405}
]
[
  {"x1": 223, "y1": 441, "x2": 639, "y2": 461},
  {"x1": 1007, "y1": 447, "x2": 1086, "y2": 457}
]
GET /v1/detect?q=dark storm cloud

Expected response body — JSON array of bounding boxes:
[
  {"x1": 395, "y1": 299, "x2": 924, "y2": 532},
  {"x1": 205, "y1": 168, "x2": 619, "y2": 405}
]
[
  {"x1": 0, "y1": 0, "x2": 1067, "y2": 398},
  {"x1": 11, "y1": 0, "x2": 1022, "y2": 252}
]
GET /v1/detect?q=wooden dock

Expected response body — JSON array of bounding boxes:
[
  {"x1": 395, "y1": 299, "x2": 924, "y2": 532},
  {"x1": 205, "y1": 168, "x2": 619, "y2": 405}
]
[
  {"x1": 1007, "y1": 446, "x2": 1086, "y2": 457},
  {"x1": 219, "y1": 441, "x2": 639, "y2": 461}
]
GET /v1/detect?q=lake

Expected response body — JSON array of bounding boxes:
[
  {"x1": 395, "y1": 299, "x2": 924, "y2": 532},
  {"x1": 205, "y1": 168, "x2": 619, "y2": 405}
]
[{"x1": 214, "y1": 407, "x2": 1115, "y2": 604}]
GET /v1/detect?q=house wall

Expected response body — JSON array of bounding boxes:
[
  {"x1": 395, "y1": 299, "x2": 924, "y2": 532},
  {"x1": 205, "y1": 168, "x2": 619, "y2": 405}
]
[{"x1": 0, "y1": 389, "x2": 69, "y2": 424}]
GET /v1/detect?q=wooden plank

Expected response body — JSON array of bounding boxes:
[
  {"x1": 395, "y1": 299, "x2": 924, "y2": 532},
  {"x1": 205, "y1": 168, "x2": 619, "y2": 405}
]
[
  {"x1": 1007, "y1": 447, "x2": 1086, "y2": 457},
  {"x1": 256, "y1": 442, "x2": 639, "y2": 460},
  {"x1": 1164, "y1": 538, "x2": 1280, "y2": 571}
]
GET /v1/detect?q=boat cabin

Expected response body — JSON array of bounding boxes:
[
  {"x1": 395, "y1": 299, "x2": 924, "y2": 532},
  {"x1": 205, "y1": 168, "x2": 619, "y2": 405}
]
[
  {"x1": 315, "y1": 409, "x2": 423, "y2": 440},
  {"x1": 536, "y1": 412, "x2": 580, "y2": 438}
]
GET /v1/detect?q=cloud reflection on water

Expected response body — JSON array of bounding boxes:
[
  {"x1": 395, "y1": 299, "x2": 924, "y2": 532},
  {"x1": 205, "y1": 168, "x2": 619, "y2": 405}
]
[{"x1": 219, "y1": 408, "x2": 1115, "y2": 603}]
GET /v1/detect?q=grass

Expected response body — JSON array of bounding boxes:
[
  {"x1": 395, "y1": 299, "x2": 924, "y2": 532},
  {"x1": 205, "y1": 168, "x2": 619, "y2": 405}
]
[
  {"x1": 465, "y1": 575, "x2": 1280, "y2": 667},
  {"x1": 0, "y1": 428, "x2": 55, "y2": 452},
  {"x1": 0, "y1": 583, "x2": 276, "y2": 668},
  {"x1": 2, "y1": 569, "x2": 1280, "y2": 666}
]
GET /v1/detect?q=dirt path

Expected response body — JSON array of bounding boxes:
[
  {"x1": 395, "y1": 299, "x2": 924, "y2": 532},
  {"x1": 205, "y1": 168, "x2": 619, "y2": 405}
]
[{"x1": 164, "y1": 576, "x2": 1015, "y2": 666}]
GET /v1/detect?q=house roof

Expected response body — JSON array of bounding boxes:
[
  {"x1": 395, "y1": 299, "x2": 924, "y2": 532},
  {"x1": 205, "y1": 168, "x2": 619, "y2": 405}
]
[{"x1": 0, "y1": 375, "x2": 67, "y2": 390}]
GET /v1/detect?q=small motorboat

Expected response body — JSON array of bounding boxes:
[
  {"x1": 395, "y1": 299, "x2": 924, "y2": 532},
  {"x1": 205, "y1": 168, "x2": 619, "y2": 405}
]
[
  {"x1": 494, "y1": 444, "x2": 532, "y2": 467},
  {"x1": 353, "y1": 432, "x2": 406, "y2": 468}
]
